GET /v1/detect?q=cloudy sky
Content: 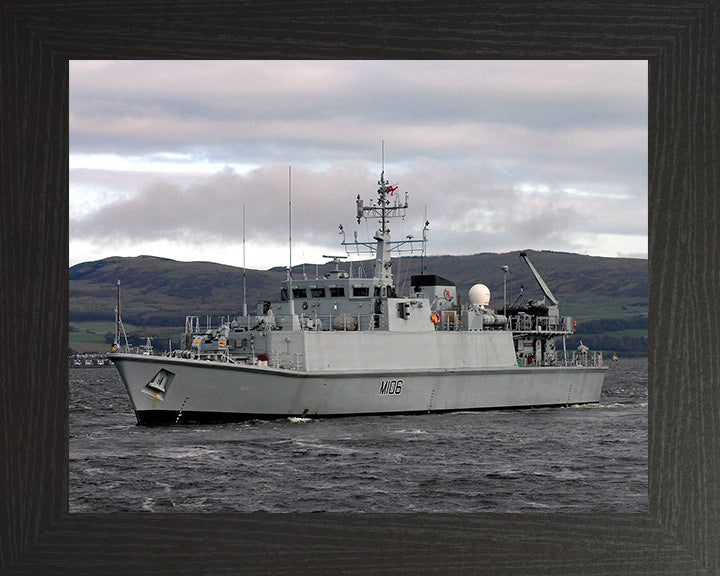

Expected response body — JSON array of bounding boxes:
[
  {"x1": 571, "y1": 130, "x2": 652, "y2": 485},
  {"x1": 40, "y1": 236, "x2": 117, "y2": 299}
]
[{"x1": 69, "y1": 60, "x2": 647, "y2": 270}]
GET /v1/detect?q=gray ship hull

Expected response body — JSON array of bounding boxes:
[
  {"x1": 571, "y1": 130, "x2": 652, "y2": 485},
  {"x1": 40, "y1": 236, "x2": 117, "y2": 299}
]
[{"x1": 110, "y1": 353, "x2": 606, "y2": 424}]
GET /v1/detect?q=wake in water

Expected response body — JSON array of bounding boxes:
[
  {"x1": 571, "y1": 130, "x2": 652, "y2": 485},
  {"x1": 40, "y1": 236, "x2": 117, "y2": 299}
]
[{"x1": 570, "y1": 402, "x2": 648, "y2": 409}]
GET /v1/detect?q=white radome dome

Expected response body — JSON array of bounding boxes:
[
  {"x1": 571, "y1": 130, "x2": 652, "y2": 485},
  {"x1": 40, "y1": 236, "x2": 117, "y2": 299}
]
[{"x1": 468, "y1": 283, "x2": 491, "y2": 306}]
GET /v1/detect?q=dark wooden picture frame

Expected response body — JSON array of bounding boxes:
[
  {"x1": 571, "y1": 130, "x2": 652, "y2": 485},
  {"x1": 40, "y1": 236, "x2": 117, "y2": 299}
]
[{"x1": 1, "y1": 2, "x2": 717, "y2": 574}]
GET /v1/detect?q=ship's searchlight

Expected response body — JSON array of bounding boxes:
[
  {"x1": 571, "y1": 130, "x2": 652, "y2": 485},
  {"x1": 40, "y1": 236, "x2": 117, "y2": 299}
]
[{"x1": 468, "y1": 284, "x2": 491, "y2": 307}]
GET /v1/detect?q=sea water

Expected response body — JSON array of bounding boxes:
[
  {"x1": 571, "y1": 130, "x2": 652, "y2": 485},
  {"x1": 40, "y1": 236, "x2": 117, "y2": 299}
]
[{"x1": 70, "y1": 357, "x2": 647, "y2": 513}]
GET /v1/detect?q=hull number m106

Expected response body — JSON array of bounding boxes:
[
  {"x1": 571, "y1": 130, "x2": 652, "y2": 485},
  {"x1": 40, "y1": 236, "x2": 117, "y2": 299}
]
[{"x1": 379, "y1": 379, "x2": 403, "y2": 395}]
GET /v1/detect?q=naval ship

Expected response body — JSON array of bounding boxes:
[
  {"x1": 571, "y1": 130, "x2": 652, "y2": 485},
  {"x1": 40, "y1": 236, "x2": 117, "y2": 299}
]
[{"x1": 109, "y1": 170, "x2": 606, "y2": 424}]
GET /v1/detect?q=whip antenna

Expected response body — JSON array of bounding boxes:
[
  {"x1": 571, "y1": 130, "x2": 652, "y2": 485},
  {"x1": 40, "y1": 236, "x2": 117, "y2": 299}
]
[
  {"x1": 242, "y1": 204, "x2": 247, "y2": 317},
  {"x1": 288, "y1": 166, "x2": 294, "y2": 314}
]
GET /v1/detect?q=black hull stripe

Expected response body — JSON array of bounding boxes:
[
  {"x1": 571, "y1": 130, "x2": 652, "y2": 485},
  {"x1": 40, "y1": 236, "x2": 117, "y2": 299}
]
[{"x1": 134, "y1": 402, "x2": 592, "y2": 425}]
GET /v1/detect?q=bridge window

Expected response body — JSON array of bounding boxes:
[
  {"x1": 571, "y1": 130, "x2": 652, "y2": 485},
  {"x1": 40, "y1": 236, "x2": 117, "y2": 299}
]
[
  {"x1": 292, "y1": 288, "x2": 307, "y2": 298},
  {"x1": 329, "y1": 287, "x2": 345, "y2": 297},
  {"x1": 311, "y1": 288, "x2": 326, "y2": 298},
  {"x1": 352, "y1": 286, "x2": 369, "y2": 297}
]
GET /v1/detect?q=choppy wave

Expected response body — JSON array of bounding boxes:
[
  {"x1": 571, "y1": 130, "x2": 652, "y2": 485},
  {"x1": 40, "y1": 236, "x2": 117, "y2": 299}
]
[
  {"x1": 70, "y1": 358, "x2": 648, "y2": 514},
  {"x1": 152, "y1": 446, "x2": 221, "y2": 459}
]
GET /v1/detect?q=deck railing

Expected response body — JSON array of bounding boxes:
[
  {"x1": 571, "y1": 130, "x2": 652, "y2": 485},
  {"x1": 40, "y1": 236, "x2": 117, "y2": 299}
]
[{"x1": 299, "y1": 312, "x2": 379, "y2": 332}]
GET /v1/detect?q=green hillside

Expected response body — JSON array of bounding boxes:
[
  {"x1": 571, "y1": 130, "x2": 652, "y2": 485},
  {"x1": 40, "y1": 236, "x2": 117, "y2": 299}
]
[{"x1": 69, "y1": 251, "x2": 647, "y2": 356}]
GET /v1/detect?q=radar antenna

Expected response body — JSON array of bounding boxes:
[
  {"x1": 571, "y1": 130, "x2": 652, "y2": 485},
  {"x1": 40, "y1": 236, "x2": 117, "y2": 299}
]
[{"x1": 322, "y1": 254, "x2": 348, "y2": 271}]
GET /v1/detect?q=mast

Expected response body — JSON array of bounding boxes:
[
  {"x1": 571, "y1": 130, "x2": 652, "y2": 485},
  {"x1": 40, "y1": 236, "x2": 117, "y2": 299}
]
[
  {"x1": 342, "y1": 148, "x2": 427, "y2": 288},
  {"x1": 115, "y1": 280, "x2": 121, "y2": 344},
  {"x1": 289, "y1": 165, "x2": 292, "y2": 276},
  {"x1": 113, "y1": 280, "x2": 129, "y2": 352},
  {"x1": 421, "y1": 205, "x2": 429, "y2": 274},
  {"x1": 373, "y1": 170, "x2": 393, "y2": 284}
]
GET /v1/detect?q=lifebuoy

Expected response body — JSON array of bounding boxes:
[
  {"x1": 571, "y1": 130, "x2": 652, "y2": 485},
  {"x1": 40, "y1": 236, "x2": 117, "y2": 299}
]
[
  {"x1": 302, "y1": 301, "x2": 308, "y2": 310},
  {"x1": 431, "y1": 312, "x2": 441, "y2": 325},
  {"x1": 444, "y1": 289, "x2": 451, "y2": 298}
]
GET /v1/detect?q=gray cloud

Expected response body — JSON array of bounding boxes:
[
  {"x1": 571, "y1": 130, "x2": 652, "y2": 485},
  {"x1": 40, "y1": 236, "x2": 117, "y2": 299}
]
[{"x1": 69, "y1": 60, "x2": 647, "y2": 267}]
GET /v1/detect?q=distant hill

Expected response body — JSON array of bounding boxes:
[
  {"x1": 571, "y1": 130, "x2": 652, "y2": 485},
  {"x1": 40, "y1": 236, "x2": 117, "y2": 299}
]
[{"x1": 69, "y1": 250, "x2": 647, "y2": 356}]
